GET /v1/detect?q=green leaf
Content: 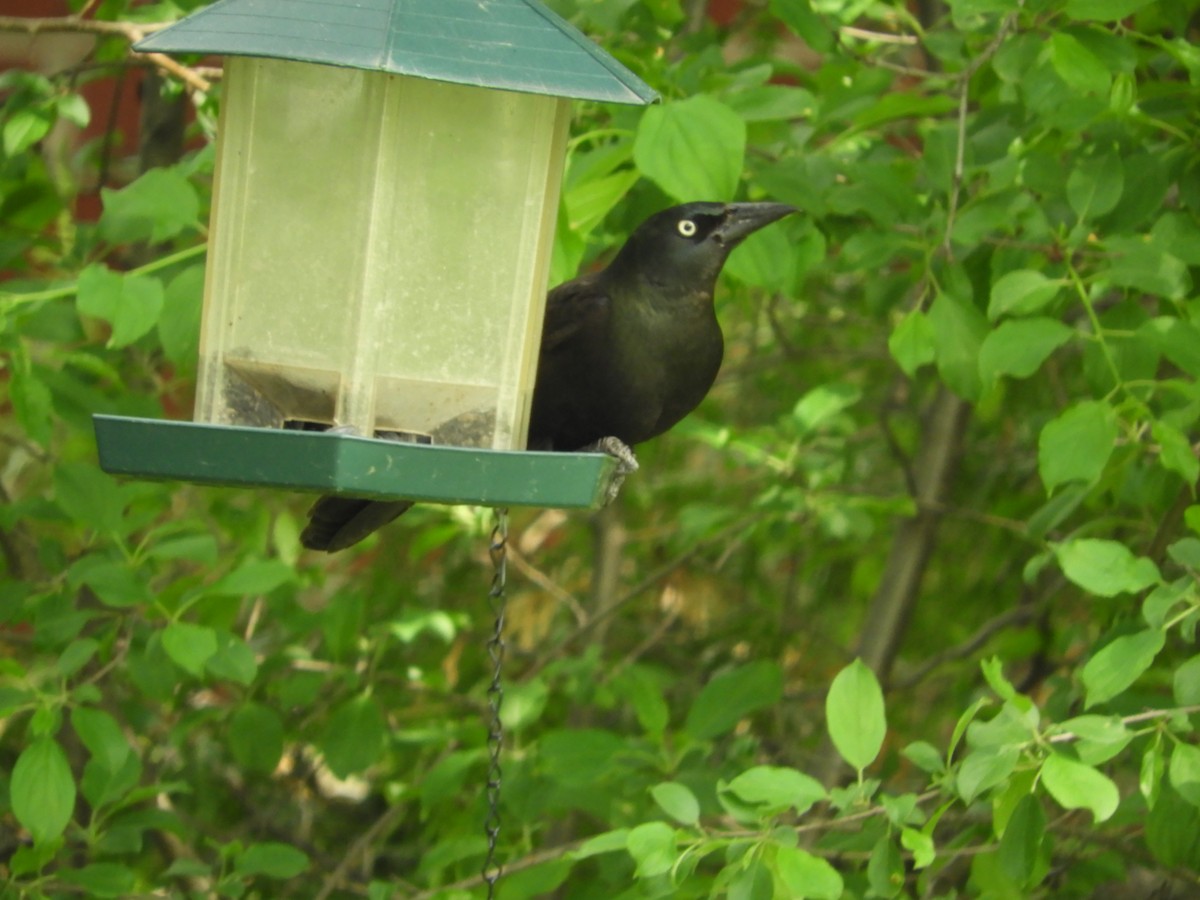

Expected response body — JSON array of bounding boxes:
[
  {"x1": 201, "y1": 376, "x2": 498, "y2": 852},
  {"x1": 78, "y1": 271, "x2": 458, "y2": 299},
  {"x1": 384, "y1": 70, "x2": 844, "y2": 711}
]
[
  {"x1": 726, "y1": 765, "x2": 827, "y2": 816},
  {"x1": 929, "y1": 290, "x2": 988, "y2": 400},
  {"x1": 206, "y1": 631, "x2": 259, "y2": 686},
  {"x1": 902, "y1": 741, "x2": 945, "y2": 774},
  {"x1": 948, "y1": 0, "x2": 1020, "y2": 22},
  {"x1": 71, "y1": 707, "x2": 131, "y2": 774},
  {"x1": 1040, "y1": 753, "x2": 1119, "y2": 822},
  {"x1": 900, "y1": 827, "x2": 935, "y2": 869},
  {"x1": 867, "y1": 836, "x2": 904, "y2": 898},
  {"x1": 10, "y1": 362, "x2": 53, "y2": 448},
  {"x1": 1146, "y1": 782, "x2": 1200, "y2": 868},
  {"x1": 540, "y1": 728, "x2": 625, "y2": 785},
  {"x1": 957, "y1": 745, "x2": 1019, "y2": 803},
  {"x1": 1153, "y1": 419, "x2": 1200, "y2": 485},
  {"x1": 1101, "y1": 237, "x2": 1190, "y2": 300},
  {"x1": 235, "y1": 842, "x2": 310, "y2": 879},
  {"x1": 80, "y1": 748, "x2": 140, "y2": 810},
  {"x1": 998, "y1": 794, "x2": 1046, "y2": 887},
  {"x1": 651, "y1": 781, "x2": 700, "y2": 826},
  {"x1": 1174, "y1": 655, "x2": 1200, "y2": 706},
  {"x1": 775, "y1": 846, "x2": 844, "y2": 899},
  {"x1": 979, "y1": 318, "x2": 1074, "y2": 384},
  {"x1": 889, "y1": 310, "x2": 936, "y2": 377},
  {"x1": 793, "y1": 383, "x2": 860, "y2": 434},
  {"x1": 1059, "y1": 715, "x2": 1132, "y2": 764},
  {"x1": 684, "y1": 660, "x2": 782, "y2": 740},
  {"x1": 1167, "y1": 538, "x2": 1200, "y2": 569},
  {"x1": 54, "y1": 92, "x2": 90, "y2": 127},
  {"x1": 209, "y1": 559, "x2": 294, "y2": 596},
  {"x1": 229, "y1": 703, "x2": 284, "y2": 774},
  {"x1": 770, "y1": 0, "x2": 834, "y2": 52},
  {"x1": 99, "y1": 167, "x2": 200, "y2": 244},
  {"x1": 826, "y1": 658, "x2": 886, "y2": 770},
  {"x1": 725, "y1": 84, "x2": 817, "y2": 122},
  {"x1": 625, "y1": 821, "x2": 676, "y2": 878},
  {"x1": 851, "y1": 92, "x2": 958, "y2": 130},
  {"x1": 725, "y1": 221, "x2": 801, "y2": 291},
  {"x1": 1063, "y1": 0, "x2": 1153, "y2": 20},
  {"x1": 1142, "y1": 740, "x2": 1165, "y2": 809},
  {"x1": 1082, "y1": 632, "x2": 1164, "y2": 710},
  {"x1": 161, "y1": 622, "x2": 218, "y2": 678},
  {"x1": 11, "y1": 737, "x2": 76, "y2": 844},
  {"x1": 1056, "y1": 538, "x2": 1161, "y2": 597},
  {"x1": 1109, "y1": 71, "x2": 1136, "y2": 113},
  {"x1": 321, "y1": 695, "x2": 386, "y2": 777},
  {"x1": 145, "y1": 533, "x2": 220, "y2": 564},
  {"x1": 634, "y1": 95, "x2": 746, "y2": 202},
  {"x1": 57, "y1": 863, "x2": 136, "y2": 898},
  {"x1": 1140, "y1": 318, "x2": 1200, "y2": 379},
  {"x1": 564, "y1": 170, "x2": 638, "y2": 238},
  {"x1": 1143, "y1": 578, "x2": 1191, "y2": 628},
  {"x1": 1169, "y1": 743, "x2": 1200, "y2": 808},
  {"x1": 613, "y1": 667, "x2": 669, "y2": 738},
  {"x1": 4, "y1": 108, "x2": 53, "y2": 156},
  {"x1": 988, "y1": 270, "x2": 1061, "y2": 321},
  {"x1": 159, "y1": 264, "x2": 205, "y2": 367},
  {"x1": 1038, "y1": 400, "x2": 1117, "y2": 491},
  {"x1": 1066, "y1": 152, "x2": 1123, "y2": 220},
  {"x1": 981, "y1": 656, "x2": 1022, "y2": 704},
  {"x1": 56, "y1": 638, "x2": 99, "y2": 678},
  {"x1": 728, "y1": 857, "x2": 772, "y2": 900},
  {"x1": 54, "y1": 462, "x2": 124, "y2": 534},
  {"x1": 76, "y1": 560, "x2": 151, "y2": 608},
  {"x1": 969, "y1": 701, "x2": 1038, "y2": 748},
  {"x1": 76, "y1": 265, "x2": 165, "y2": 349},
  {"x1": 572, "y1": 828, "x2": 630, "y2": 860},
  {"x1": 1049, "y1": 32, "x2": 1111, "y2": 95}
]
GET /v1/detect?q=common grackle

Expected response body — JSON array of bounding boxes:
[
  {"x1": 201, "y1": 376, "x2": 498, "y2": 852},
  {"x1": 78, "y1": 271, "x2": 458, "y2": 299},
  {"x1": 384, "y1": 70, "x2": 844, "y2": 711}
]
[{"x1": 300, "y1": 201, "x2": 795, "y2": 552}]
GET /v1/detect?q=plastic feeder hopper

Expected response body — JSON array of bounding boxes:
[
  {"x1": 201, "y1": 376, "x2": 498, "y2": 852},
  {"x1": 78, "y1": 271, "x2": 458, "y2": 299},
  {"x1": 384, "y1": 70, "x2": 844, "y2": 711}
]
[{"x1": 94, "y1": 0, "x2": 657, "y2": 510}]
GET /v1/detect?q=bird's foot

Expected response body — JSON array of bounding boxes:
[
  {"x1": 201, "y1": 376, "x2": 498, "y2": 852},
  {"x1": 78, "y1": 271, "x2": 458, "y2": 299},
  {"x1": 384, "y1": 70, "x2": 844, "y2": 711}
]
[{"x1": 582, "y1": 436, "x2": 639, "y2": 505}]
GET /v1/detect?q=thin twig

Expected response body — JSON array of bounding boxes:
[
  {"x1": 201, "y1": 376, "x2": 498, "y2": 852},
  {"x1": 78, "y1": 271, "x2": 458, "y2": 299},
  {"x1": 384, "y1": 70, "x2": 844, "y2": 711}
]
[
  {"x1": 315, "y1": 802, "x2": 408, "y2": 900},
  {"x1": 840, "y1": 25, "x2": 920, "y2": 45},
  {"x1": 892, "y1": 604, "x2": 1038, "y2": 690},
  {"x1": 941, "y1": 8, "x2": 1021, "y2": 256},
  {"x1": 1046, "y1": 705, "x2": 1200, "y2": 744},
  {"x1": 521, "y1": 512, "x2": 764, "y2": 681},
  {"x1": 506, "y1": 545, "x2": 588, "y2": 626}
]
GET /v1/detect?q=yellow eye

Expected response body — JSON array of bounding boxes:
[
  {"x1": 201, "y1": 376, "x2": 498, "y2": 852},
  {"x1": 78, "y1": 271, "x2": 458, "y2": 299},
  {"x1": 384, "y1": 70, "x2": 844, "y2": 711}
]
[{"x1": 677, "y1": 219, "x2": 697, "y2": 237}]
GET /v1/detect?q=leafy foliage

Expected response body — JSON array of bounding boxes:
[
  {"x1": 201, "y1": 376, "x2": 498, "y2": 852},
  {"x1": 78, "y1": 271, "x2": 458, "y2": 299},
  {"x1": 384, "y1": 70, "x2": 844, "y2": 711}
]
[{"x1": 2, "y1": 0, "x2": 1200, "y2": 896}]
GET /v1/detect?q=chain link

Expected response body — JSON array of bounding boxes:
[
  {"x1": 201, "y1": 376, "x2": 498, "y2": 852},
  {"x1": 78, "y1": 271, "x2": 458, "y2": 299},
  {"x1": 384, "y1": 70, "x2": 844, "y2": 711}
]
[{"x1": 482, "y1": 508, "x2": 508, "y2": 898}]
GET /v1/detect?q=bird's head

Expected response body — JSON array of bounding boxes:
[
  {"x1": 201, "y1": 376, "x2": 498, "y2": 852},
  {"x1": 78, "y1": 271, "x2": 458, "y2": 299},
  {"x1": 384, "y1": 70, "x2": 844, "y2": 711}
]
[{"x1": 610, "y1": 201, "x2": 797, "y2": 288}]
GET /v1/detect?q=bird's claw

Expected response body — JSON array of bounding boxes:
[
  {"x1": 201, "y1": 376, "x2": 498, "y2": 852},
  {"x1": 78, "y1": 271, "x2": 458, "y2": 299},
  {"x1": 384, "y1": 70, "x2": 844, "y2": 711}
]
[{"x1": 583, "y1": 436, "x2": 639, "y2": 505}]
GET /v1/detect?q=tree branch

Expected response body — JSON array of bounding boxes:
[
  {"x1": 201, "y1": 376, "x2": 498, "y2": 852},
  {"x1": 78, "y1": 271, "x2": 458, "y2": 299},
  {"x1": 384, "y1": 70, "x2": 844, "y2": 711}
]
[
  {"x1": 857, "y1": 386, "x2": 971, "y2": 685},
  {"x1": 0, "y1": 15, "x2": 212, "y2": 93}
]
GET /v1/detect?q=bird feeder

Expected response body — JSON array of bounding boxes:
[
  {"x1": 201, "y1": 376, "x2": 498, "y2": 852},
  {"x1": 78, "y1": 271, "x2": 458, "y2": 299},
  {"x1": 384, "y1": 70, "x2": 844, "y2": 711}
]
[{"x1": 94, "y1": 0, "x2": 657, "y2": 509}]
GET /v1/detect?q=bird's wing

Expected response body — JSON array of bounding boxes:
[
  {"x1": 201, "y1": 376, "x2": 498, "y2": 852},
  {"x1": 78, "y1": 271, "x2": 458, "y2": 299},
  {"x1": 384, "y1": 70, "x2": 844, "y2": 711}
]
[{"x1": 539, "y1": 273, "x2": 611, "y2": 356}]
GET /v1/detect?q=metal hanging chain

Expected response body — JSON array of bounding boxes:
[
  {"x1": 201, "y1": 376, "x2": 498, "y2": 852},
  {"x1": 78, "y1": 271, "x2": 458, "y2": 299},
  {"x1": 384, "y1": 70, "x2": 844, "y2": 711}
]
[{"x1": 482, "y1": 507, "x2": 509, "y2": 899}]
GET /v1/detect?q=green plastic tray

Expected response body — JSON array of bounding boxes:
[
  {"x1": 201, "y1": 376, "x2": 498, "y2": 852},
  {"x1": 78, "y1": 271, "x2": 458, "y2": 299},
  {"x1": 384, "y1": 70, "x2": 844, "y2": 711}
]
[{"x1": 93, "y1": 415, "x2": 616, "y2": 508}]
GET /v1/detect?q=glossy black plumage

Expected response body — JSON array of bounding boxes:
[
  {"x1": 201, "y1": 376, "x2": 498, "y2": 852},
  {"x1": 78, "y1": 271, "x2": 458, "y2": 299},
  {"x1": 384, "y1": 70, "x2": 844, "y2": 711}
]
[{"x1": 301, "y1": 201, "x2": 795, "y2": 552}]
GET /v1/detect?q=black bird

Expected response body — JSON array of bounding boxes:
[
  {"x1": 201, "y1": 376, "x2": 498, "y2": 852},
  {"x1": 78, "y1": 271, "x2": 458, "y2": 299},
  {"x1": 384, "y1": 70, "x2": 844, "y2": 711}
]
[{"x1": 300, "y1": 201, "x2": 795, "y2": 552}]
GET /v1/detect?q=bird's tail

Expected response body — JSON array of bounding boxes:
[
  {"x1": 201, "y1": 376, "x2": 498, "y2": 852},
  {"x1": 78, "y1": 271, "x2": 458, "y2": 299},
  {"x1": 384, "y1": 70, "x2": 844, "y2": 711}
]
[{"x1": 300, "y1": 497, "x2": 414, "y2": 552}]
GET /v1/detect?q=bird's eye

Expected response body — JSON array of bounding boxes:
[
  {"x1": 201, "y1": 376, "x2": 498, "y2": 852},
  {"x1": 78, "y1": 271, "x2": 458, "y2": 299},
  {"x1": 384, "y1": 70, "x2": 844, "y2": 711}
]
[{"x1": 677, "y1": 219, "x2": 697, "y2": 237}]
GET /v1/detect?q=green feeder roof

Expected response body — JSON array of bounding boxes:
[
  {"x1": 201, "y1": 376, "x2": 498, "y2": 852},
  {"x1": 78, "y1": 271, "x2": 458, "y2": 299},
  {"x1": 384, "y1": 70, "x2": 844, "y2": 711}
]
[{"x1": 134, "y1": 0, "x2": 658, "y2": 105}]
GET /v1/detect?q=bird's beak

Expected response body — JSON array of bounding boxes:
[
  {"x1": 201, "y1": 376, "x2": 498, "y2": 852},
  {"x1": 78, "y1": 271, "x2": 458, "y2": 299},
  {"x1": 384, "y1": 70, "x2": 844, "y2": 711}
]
[{"x1": 713, "y1": 202, "x2": 797, "y2": 247}]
